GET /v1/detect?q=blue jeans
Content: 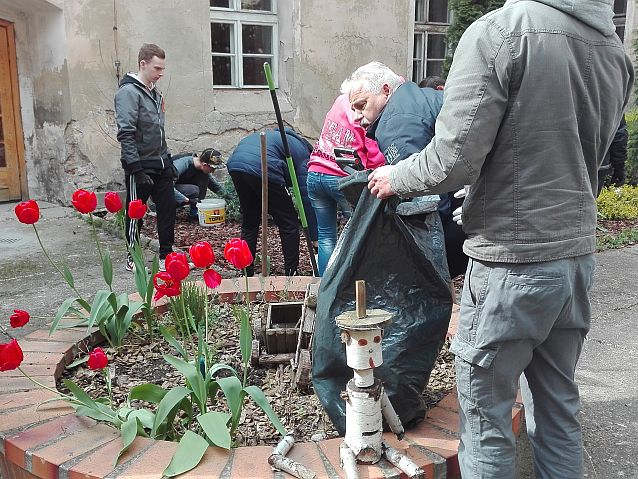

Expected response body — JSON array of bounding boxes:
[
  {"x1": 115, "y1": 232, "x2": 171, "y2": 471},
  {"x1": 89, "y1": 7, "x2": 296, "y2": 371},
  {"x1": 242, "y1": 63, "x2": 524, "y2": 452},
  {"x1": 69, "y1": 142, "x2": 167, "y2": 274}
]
[
  {"x1": 451, "y1": 255, "x2": 594, "y2": 478},
  {"x1": 307, "y1": 172, "x2": 352, "y2": 276}
]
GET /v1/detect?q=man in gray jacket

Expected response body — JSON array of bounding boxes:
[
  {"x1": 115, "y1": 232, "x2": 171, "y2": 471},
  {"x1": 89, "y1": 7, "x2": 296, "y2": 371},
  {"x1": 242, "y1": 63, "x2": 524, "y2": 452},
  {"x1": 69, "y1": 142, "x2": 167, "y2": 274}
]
[
  {"x1": 115, "y1": 43, "x2": 175, "y2": 271},
  {"x1": 368, "y1": 1, "x2": 633, "y2": 477}
]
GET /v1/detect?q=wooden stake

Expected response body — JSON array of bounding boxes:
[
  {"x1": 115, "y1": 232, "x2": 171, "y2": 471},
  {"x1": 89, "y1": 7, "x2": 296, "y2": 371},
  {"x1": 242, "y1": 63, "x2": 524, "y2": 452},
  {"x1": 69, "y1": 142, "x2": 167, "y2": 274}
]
[
  {"x1": 260, "y1": 132, "x2": 269, "y2": 276},
  {"x1": 355, "y1": 280, "x2": 366, "y2": 319}
]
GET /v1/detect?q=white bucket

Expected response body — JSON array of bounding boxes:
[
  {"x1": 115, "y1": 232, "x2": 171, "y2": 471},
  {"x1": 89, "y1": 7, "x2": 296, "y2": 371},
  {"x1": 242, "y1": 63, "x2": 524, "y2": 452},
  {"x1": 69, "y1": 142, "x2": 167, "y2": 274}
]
[{"x1": 198, "y1": 199, "x2": 226, "y2": 226}]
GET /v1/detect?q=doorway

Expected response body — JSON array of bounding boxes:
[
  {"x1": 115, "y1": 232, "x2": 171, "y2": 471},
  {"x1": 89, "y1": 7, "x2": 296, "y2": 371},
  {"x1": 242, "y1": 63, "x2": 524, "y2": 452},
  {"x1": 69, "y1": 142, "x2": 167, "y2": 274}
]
[{"x1": 0, "y1": 19, "x2": 25, "y2": 202}]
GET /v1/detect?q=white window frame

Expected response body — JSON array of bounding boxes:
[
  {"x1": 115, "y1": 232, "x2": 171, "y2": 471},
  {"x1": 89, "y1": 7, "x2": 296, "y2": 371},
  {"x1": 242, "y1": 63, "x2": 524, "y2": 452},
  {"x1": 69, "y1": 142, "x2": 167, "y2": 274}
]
[
  {"x1": 413, "y1": 0, "x2": 450, "y2": 82},
  {"x1": 210, "y1": 0, "x2": 278, "y2": 89}
]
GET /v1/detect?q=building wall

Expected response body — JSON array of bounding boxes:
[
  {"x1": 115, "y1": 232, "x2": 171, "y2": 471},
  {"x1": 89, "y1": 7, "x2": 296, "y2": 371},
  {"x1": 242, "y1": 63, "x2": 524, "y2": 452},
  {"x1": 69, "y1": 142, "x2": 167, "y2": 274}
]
[
  {"x1": 3, "y1": 0, "x2": 413, "y2": 204},
  {"x1": 288, "y1": 0, "x2": 412, "y2": 135},
  {"x1": 0, "y1": 0, "x2": 69, "y2": 201}
]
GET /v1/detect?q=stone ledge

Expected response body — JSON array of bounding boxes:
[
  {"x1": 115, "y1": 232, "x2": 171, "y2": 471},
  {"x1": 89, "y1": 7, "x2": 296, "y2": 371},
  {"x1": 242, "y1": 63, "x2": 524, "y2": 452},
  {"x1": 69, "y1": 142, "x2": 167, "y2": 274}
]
[{"x1": 0, "y1": 276, "x2": 523, "y2": 479}]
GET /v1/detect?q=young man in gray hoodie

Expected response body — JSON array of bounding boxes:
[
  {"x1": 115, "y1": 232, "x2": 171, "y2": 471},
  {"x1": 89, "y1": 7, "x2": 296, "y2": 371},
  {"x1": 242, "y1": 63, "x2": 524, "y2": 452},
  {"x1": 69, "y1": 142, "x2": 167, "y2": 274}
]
[
  {"x1": 368, "y1": 1, "x2": 633, "y2": 477},
  {"x1": 115, "y1": 43, "x2": 176, "y2": 271}
]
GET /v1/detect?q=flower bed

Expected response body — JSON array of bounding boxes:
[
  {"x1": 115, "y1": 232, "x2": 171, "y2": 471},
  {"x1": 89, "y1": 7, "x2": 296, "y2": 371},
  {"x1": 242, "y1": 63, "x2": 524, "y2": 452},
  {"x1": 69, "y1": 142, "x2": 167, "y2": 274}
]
[{"x1": 1, "y1": 289, "x2": 514, "y2": 479}]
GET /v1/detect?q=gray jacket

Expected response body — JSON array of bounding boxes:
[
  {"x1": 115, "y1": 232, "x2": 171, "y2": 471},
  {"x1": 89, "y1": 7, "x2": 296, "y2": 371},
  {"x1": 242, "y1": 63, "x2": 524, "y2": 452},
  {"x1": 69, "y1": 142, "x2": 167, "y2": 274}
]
[
  {"x1": 390, "y1": 0, "x2": 634, "y2": 263},
  {"x1": 115, "y1": 73, "x2": 170, "y2": 174}
]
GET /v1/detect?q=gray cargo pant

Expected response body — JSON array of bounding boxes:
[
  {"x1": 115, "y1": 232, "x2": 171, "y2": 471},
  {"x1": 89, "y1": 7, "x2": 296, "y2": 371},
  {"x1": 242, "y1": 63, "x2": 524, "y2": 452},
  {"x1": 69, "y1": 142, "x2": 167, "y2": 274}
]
[{"x1": 450, "y1": 255, "x2": 595, "y2": 478}]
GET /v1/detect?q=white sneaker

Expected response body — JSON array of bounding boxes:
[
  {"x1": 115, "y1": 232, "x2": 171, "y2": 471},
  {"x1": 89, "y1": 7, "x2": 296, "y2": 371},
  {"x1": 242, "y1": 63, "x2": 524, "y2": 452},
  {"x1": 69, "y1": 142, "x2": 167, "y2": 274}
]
[
  {"x1": 158, "y1": 259, "x2": 166, "y2": 272},
  {"x1": 125, "y1": 254, "x2": 135, "y2": 272}
]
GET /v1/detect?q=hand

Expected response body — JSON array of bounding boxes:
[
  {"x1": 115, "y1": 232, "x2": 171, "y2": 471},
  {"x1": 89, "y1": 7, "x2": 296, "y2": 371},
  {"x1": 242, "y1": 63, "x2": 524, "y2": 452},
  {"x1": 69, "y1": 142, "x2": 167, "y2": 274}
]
[
  {"x1": 367, "y1": 165, "x2": 396, "y2": 199},
  {"x1": 452, "y1": 187, "x2": 468, "y2": 226},
  {"x1": 134, "y1": 171, "x2": 154, "y2": 186}
]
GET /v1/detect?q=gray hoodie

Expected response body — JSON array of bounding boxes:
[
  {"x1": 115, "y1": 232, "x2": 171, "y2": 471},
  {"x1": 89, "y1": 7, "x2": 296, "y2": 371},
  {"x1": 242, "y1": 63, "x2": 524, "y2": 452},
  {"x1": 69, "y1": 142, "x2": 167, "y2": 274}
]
[{"x1": 390, "y1": 0, "x2": 634, "y2": 263}]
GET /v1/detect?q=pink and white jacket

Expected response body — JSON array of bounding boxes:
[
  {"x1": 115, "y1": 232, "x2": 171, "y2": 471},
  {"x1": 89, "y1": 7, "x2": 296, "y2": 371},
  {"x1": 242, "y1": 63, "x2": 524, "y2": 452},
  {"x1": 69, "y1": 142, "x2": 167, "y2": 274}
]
[{"x1": 308, "y1": 94, "x2": 385, "y2": 177}]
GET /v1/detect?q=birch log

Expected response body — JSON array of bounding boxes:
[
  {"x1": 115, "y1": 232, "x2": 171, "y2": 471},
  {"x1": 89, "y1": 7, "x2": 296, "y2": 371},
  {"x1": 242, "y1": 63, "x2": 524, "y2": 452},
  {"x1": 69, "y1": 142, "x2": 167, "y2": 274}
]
[
  {"x1": 268, "y1": 435, "x2": 317, "y2": 479},
  {"x1": 384, "y1": 444, "x2": 425, "y2": 479},
  {"x1": 340, "y1": 442, "x2": 361, "y2": 479}
]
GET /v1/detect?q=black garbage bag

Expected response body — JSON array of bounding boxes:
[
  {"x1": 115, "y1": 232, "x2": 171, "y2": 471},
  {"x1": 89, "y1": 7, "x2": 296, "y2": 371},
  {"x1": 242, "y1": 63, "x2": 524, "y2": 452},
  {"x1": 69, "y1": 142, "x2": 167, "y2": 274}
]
[{"x1": 311, "y1": 171, "x2": 453, "y2": 435}]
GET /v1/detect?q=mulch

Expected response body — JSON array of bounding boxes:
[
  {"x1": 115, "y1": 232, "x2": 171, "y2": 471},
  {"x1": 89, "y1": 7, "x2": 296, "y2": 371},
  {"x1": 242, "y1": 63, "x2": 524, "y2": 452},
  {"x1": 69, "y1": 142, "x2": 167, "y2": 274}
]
[{"x1": 141, "y1": 208, "x2": 313, "y2": 277}]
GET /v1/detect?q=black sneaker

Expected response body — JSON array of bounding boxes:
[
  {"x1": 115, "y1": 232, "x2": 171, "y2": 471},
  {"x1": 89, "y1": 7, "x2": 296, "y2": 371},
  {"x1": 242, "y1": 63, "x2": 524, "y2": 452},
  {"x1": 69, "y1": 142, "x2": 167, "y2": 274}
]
[{"x1": 125, "y1": 254, "x2": 135, "y2": 272}]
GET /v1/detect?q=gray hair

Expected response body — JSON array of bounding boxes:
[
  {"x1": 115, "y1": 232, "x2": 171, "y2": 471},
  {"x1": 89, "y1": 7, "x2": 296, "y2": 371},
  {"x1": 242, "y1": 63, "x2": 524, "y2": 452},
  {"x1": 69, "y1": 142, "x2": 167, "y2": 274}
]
[{"x1": 340, "y1": 61, "x2": 403, "y2": 95}]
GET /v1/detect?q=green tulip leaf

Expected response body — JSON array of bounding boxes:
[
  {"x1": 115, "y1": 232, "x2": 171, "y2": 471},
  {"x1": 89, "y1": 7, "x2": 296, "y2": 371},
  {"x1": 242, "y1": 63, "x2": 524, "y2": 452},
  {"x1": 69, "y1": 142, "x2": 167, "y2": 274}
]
[
  {"x1": 238, "y1": 307, "x2": 252, "y2": 366},
  {"x1": 209, "y1": 363, "x2": 238, "y2": 378},
  {"x1": 63, "y1": 379, "x2": 99, "y2": 409},
  {"x1": 160, "y1": 325, "x2": 188, "y2": 360},
  {"x1": 216, "y1": 376, "x2": 244, "y2": 420},
  {"x1": 128, "y1": 383, "x2": 168, "y2": 405},
  {"x1": 128, "y1": 409, "x2": 155, "y2": 431},
  {"x1": 86, "y1": 290, "x2": 115, "y2": 330},
  {"x1": 51, "y1": 297, "x2": 85, "y2": 334},
  {"x1": 244, "y1": 385, "x2": 287, "y2": 436},
  {"x1": 117, "y1": 415, "x2": 139, "y2": 464},
  {"x1": 74, "y1": 404, "x2": 118, "y2": 423},
  {"x1": 162, "y1": 430, "x2": 209, "y2": 477},
  {"x1": 102, "y1": 248, "x2": 113, "y2": 289},
  {"x1": 151, "y1": 386, "x2": 191, "y2": 438},
  {"x1": 163, "y1": 355, "x2": 207, "y2": 410},
  {"x1": 197, "y1": 411, "x2": 232, "y2": 449},
  {"x1": 61, "y1": 262, "x2": 76, "y2": 289}
]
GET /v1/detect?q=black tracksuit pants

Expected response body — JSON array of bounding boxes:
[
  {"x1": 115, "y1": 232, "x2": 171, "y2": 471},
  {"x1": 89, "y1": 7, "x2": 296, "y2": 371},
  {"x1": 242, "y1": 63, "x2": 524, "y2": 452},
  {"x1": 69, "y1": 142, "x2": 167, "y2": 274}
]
[
  {"x1": 230, "y1": 171, "x2": 300, "y2": 276},
  {"x1": 125, "y1": 167, "x2": 176, "y2": 259}
]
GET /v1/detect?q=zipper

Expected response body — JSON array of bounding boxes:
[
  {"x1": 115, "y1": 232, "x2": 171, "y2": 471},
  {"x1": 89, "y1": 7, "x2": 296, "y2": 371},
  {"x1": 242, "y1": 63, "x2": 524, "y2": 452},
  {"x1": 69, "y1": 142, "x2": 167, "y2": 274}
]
[{"x1": 133, "y1": 80, "x2": 165, "y2": 169}]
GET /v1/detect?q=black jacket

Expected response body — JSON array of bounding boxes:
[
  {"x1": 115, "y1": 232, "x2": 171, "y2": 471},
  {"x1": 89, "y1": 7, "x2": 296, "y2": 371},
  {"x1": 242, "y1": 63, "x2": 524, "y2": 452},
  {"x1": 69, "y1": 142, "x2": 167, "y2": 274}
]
[
  {"x1": 227, "y1": 128, "x2": 312, "y2": 189},
  {"x1": 366, "y1": 82, "x2": 443, "y2": 165},
  {"x1": 115, "y1": 73, "x2": 170, "y2": 174}
]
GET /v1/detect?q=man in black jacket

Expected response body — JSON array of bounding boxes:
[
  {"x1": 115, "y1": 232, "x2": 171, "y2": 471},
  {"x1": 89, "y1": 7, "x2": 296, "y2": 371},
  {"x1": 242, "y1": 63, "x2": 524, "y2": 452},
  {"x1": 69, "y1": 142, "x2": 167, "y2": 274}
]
[
  {"x1": 115, "y1": 43, "x2": 176, "y2": 271},
  {"x1": 597, "y1": 116, "x2": 628, "y2": 195}
]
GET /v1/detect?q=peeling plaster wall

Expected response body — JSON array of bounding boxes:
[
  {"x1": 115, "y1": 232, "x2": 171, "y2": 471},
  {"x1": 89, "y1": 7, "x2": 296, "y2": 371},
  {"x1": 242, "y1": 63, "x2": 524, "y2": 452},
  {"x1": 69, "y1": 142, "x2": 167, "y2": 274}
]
[
  {"x1": 288, "y1": 0, "x2": 413, "y2": 135},
  {"x1": 62, "y1": 0, "x2": 297, "y2": 198},
  {"x1": 3, "y1": 0, "x2": 412, "y2": 202},
  {"x1": 0, "y1": 0, "x2": 69, "y2": 202}
]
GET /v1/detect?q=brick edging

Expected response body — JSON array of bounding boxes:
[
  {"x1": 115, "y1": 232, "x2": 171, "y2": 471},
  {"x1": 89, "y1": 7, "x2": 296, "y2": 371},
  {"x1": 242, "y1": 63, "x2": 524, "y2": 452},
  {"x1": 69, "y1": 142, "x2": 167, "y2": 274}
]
[{"x1": 0, "y1": 279, "x2": 523, "y2": 479}]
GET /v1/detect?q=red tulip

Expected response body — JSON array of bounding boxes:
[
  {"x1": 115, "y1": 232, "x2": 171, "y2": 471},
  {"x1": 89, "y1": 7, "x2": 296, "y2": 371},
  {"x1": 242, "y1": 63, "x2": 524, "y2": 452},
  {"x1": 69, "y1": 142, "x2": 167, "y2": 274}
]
[
  {"x1": 153, "y1": 271, "x2": 182, "y2": 301},
  {"x1": 71, "y1": 189, "x2": 97, "y2": 214},
  {"x1": 189, "y1": 241, "x2": 215, "y2": 268},
  {"x1": 224, "y1": 238, "x2": 253, "y2": 270},
  {"x1": 0, "y1": 339, "x2": 23, "y2": 371},
  {"x1": 104, "y1": 192, "x2": 123, "y2": 213},
  {"x1": 203, "y1": 268, "x2": 222, "y2": 289},
  {"x1": 14, "y1": 200, "x2": 40, "y2": 224},
  {"x1": 9, "y1": 309, "x2": 30, "y2": 328},
  {"x1": 128, "y1": 199, "x2": 147, "y2": 220},
  {"x1": 87, "y1": 347, "x2": 108, "y2": 370},
  {"x1": 165, "y1": 252, "x2": 190, "y2": 281}
]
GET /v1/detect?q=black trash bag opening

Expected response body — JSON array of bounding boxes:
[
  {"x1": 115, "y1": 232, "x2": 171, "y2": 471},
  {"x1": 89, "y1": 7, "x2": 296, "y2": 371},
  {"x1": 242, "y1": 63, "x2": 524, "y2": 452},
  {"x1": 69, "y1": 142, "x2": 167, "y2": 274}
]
[{"x1": 312, "y1": 174, "x2": 453, "y2": 435}]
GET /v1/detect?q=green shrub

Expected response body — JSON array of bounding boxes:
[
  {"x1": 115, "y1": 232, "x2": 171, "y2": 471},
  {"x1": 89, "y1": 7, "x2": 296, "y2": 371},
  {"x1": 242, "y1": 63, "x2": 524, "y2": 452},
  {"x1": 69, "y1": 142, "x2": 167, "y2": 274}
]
[
  {"x1": 221, "y1": 178, "x2": 242, "y2": 222},
  {"x1": 597, "y1": 184, "x2": 638, "y2": 220},
  {"x1": 625, "y1": 108, "x2": 638, "y2": 185},
  {"x1": 168, "y1": 281, "x2": 212, "y2": 336}
]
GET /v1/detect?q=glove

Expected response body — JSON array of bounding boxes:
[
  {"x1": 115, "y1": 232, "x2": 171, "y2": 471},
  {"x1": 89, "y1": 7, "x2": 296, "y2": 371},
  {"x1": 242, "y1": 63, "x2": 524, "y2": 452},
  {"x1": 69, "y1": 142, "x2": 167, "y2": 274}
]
[
  {"x1": 610, "y1": 167, "x2": 625, "y2": 186},
  {"x1": 452, "y1": 187, "x2": 469, "y2": 226},
  {"x1": 134, "y1": 171, "x2": 154, "y2": 186}
]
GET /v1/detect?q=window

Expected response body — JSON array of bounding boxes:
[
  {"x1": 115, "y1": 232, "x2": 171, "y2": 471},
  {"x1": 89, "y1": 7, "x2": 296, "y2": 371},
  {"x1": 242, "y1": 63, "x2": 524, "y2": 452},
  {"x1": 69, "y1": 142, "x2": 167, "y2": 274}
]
[
  {"x1": 613, "y1": 0, "x2": 627, "y2": 41},
  {"x1": 413, "y1": 0, "x2": 450, "y2": 82},
  {"x1": 210, "y1": 0, "x2": 277, "y2": 88}
]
